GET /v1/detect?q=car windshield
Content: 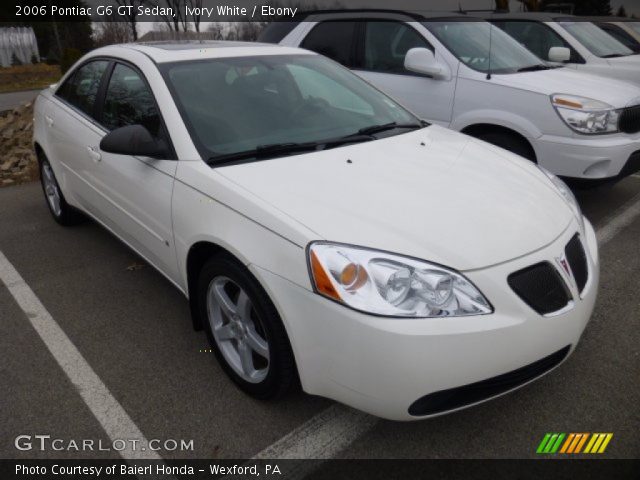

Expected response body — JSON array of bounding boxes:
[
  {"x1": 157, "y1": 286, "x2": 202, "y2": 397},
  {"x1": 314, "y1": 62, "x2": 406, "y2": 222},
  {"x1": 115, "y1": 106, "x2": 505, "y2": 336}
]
[
  {"x1": 424, "y1": 21, "x2": 548, "y2": 74},
  {"x1": 160, "y1": 54, "x2": 419, "y2": 161},
  {"x1": 628, "y1": 22, "x2": 640, "y2": 36},
  {"x1": 560, "y1": 21, "x2": 634, "y2": 57}
]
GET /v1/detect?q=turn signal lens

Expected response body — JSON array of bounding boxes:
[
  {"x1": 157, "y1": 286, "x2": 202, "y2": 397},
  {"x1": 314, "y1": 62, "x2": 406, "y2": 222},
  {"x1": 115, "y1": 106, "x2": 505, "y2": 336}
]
[{"x1": 310, "y1": 250, "x2": 341, "y2": 301}]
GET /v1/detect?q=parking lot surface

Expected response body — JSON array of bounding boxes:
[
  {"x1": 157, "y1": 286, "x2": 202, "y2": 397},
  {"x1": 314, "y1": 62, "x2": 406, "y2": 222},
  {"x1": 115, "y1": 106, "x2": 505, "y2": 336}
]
[{"x1": 1, "y1": 177, "x2": 639, "y2": 461}]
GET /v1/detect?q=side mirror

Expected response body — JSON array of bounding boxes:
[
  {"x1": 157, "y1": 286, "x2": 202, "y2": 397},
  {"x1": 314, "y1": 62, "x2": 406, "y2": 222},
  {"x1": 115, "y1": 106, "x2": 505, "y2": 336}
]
[
  {"x1": 548, "y1": 46, "x2": 571, "y2": 63},
  {"x1": 404, "y1": 48, "x2": 450, "y2": 80},
  {"x1": 100, "y1": 124, "x2": 166, "y2": 159}
]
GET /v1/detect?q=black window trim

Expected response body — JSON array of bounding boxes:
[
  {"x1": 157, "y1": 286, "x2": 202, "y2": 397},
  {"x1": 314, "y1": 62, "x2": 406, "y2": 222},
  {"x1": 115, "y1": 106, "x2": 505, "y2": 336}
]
[
  {"x1": 54, "y1": 55, "x2": 177, "y2": 161},
  {"x1": 355, "y1": 19, "x2": 437, "y2": 78}
]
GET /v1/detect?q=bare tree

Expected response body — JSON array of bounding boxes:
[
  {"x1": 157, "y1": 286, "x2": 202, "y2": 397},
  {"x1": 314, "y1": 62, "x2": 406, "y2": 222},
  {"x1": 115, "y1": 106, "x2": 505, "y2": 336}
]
[
  {"x1": 114, "y1": 0, "x2": 146, "y2": 41},
  {"x1": 186, "y1": 0, "x2": 204, "y2": 32},
  {"x1": 143, "y1": 0, "x2": 190, "y2": 32},
  {"x1": 93, "y1": 22, "x2": 134, "y2": 47},
  {"x1": 206, "y1": 22, "x2": 225, "y2": 40}
]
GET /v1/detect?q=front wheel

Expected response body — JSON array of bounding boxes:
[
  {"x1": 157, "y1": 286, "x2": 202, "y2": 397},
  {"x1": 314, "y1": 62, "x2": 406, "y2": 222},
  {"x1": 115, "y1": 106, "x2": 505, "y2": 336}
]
[{"x1": 197, "y1": 254, "x2": 298, "y2": 399}]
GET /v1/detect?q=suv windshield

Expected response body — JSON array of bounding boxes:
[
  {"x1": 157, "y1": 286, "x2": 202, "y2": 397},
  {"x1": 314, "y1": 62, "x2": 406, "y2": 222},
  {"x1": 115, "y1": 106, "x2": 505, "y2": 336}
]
[
  {"x1": 424, "y1": 21, "x2": 549, "y2": 74},
  {"x1": 629, "y1": 22, "x2": 640, "y2": 36},
  {"x1": 160, "y1": 54, "x2": 420, "y2": 162},
  {"x1": 560, "y1": 21, "x2": 634, "y2": 57}
]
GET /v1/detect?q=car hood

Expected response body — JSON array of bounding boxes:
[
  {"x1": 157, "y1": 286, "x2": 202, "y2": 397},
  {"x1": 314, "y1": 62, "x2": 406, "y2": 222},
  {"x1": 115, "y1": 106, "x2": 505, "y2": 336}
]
[
  {"x1": 217, "y1": 126, "x2": 574, "y2": 271},
  {"x1": 490, "y1": 67, "x2": 640, "y2": 108},
  {"x1": 607, "y1": 54, "x2": 640, "y2": 67}
]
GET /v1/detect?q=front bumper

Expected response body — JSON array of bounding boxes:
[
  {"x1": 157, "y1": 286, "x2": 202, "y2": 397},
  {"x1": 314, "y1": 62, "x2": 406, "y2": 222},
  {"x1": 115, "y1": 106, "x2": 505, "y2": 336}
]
[
  {"x1": 535, "y1": 131, "x2": 640, "y2": 179},
  {"x1": 252, "y1": 219, "x2": 599, "y2": 421}
]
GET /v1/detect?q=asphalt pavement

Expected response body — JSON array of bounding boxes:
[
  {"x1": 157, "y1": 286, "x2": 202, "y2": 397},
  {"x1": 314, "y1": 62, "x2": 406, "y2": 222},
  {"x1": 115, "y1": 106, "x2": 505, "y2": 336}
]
[
  {"x1": 0, "y1": 176, "x2": 639, "y2": 462},
  {"x1": 0, "y1": 90, "x2": 41, "y2": 112}
]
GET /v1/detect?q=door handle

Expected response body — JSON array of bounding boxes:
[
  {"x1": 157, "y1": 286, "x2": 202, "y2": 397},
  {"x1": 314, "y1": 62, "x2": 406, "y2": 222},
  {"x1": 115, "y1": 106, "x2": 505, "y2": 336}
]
[
  {"x1": 87, "y1": 146, "x2": 102, "y2": 162},
  {"x1": 45, "y1": 115, "x2": 54, "y2": 127}
]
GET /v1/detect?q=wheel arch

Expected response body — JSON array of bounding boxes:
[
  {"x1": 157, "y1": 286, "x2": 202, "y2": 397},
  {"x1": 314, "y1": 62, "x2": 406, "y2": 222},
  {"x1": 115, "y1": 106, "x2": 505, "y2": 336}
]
[{"x1": 461, "y1": 123, "x2": 538, "y2": 163}]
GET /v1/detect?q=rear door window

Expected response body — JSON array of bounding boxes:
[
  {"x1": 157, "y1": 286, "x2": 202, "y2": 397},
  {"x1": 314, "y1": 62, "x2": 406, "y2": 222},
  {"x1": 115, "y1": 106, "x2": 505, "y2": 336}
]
[
  {"x1": 301, "y1": 21, "x2": 358, "y2": 67},
  {"x1": 56, "y1": 60, "x2": 109, "y2": 118}
]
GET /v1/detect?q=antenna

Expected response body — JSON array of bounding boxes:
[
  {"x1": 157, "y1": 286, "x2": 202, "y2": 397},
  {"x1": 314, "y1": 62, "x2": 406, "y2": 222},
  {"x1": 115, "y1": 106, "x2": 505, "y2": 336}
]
[{"x1": 486, "y1": 22, "x2": 493, "y2": 80}]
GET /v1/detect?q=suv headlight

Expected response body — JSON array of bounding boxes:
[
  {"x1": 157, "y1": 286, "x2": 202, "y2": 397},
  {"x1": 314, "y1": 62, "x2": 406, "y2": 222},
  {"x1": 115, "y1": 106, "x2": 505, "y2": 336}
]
[
  {"x1": 538, "y1": 165, "x2": 585, "y2": 233},
  {"x1": 551, "y1": 94, "x2": 620, "y2": 134},
  {"x1": 308, "y1": 243, "x2": 492, "y2": 318}
]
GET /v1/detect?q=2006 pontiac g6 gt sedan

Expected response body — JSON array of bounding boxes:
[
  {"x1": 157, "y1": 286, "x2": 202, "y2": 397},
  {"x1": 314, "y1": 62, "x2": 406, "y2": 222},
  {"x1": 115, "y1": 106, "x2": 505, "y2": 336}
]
[{"x1": 33, "y1": 42, "x2": 599, "y2": 421}]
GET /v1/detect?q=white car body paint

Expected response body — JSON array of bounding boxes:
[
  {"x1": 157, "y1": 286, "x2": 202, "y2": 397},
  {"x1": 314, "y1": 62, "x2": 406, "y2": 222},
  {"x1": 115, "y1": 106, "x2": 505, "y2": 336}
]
[{"x1": 34, "y1": 43, "x2": 598, "y2": 420}]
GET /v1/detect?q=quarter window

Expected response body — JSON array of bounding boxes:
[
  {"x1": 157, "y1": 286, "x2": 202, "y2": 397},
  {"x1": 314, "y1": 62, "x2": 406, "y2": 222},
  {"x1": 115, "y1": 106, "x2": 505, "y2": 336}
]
[
  {"x1": 364, "y1": 21, "x2": 431, "y2": 74},
  {"x1": 101, "y1": 63, "x2": 161, "y2": 137},
  {"x1": 301, "y1": 21, "x2": 357, "y2": 66},
  {"x1": 56, "y1": 60, "x2": 109, "y2": 117}
]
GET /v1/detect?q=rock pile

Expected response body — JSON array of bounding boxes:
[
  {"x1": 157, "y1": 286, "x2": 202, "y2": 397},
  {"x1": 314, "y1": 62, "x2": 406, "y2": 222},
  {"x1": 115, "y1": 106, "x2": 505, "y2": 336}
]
[{"x1": 0, "y1": 102, "x2": 39, "y2": 187}]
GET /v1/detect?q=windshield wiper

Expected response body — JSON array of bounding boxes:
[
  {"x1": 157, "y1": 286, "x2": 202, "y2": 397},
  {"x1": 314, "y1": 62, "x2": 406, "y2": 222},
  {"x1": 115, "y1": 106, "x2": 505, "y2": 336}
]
[
  {"x1": 208, "y1": 142, "x2": 319, "y2": 166},
  {"x1": 356, "y1": 121, "x2": 424, "y2": 136},
  {"x1": 517, "y1": 64, "x2": 552, "y2": 72},
  {"x1": 601, "y1": 53, "x2": 627, "y2": 58}
]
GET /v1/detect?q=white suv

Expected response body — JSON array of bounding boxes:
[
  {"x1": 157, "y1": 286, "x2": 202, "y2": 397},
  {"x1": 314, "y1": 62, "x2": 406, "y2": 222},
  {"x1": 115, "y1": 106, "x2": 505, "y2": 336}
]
[
  {"x1": 488, "y1": 13, "x2": 640, "y2": 85},
  {"x1": 266, "y1": 11, "x2": 640, "y2": 182}
]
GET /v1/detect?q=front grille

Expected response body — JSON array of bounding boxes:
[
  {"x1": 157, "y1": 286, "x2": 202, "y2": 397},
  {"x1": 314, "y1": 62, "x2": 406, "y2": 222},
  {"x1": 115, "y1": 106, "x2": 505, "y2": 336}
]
[
  {"x1": 508, "y1": 262, "x2": 570, "y2": 315},
  {"x1": 619, "y1": 105, "x2": 640, "y2": 134},
  {"x1": 565, "y1": 234, "x2": 588, "y2": 294},
  {"x1": 408, "y1": 345, "x2": 571, "y2": 416}
]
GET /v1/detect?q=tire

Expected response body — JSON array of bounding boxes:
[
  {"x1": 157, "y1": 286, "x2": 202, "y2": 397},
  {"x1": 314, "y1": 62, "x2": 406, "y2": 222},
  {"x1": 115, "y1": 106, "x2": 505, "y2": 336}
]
[
  {"x1": 473, "y1": 131, "x2": 536, "y2": 163},
  {"x1": 197, "y1": 254, "x2": 297, "y2": 399},
  {"x1": 39, "y1": 155, "x2": 85, "y2": 226}
]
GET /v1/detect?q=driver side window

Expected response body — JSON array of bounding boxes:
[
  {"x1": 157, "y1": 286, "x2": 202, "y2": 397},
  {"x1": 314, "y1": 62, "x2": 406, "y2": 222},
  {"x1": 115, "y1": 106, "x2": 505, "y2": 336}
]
[
  {"x1": 101, "y1": 63, "x2": 162, "y2": 137},
  {"x1": 364, "y1": 21, "x2": 432, "y2": 74}
]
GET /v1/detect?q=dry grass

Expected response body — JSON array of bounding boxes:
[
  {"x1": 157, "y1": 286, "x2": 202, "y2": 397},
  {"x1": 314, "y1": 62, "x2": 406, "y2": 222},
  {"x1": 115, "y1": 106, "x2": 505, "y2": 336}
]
[
  {"x1": 0, "y1": 63, "x2": 61, "y2": 93},
  {"x1": 0, "y1": 103, "x2": 39, "y2": 187}
]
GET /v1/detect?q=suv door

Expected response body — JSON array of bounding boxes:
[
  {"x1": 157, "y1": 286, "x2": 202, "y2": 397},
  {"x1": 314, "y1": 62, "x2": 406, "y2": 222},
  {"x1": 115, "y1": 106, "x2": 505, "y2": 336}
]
[
  {"x1": 92, "y1": 62, "x2": 178, "y2": 279},
  {"x1": 49, "y1": 60, "x2": 109, "y2": 209},
  {"x1": 354, "y1": 20, "x2": 457, "y2": 126}
]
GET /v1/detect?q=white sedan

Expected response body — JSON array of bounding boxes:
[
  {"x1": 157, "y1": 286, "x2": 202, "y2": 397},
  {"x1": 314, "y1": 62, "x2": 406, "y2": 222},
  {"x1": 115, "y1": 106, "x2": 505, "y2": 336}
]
[{"x1": 33, "y1": 42, "x2": 599, "y2": 421}]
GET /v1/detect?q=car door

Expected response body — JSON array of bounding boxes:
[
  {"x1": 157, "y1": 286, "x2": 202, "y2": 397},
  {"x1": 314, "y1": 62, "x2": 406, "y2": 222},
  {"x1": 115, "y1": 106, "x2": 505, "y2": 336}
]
[
  {"x1": 89, "y1": 61, "x2": 178, "y2": 280},
  {"x1": 46, "y1": 60, "x2": 110, "y2": 209},
  {"x1": 354, "y1": 21, "x2": 457, "y2": 126}
]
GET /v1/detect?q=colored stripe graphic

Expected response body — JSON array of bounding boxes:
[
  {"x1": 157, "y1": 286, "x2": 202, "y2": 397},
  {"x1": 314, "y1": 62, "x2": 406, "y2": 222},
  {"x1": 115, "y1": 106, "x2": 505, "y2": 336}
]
[
  {"x1": 539, "y1": 433, "x2": 613, "y2": 454},
  {"x1": 585, "y1": 434, "x2": 614, "y2": 454}
]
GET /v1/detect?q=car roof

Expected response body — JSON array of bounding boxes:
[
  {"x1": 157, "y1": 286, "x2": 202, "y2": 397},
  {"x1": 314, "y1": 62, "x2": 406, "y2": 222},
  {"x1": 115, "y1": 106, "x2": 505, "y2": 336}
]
[
  {"x1": 581, "y1": 16, "x2": 634, "y2": 23},
  {"x1": 110, "y1": 41, "x2": 312, "y2": 63},
  {"x1": 482, "y1": 12, "x2": 574, "y2": 22}
]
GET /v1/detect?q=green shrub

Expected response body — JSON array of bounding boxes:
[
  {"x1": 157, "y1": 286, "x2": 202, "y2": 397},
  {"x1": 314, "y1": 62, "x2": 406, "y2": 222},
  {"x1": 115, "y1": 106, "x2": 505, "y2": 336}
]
[{"x1": 11, "y1": 53, "x2": 22, "y2": 66}]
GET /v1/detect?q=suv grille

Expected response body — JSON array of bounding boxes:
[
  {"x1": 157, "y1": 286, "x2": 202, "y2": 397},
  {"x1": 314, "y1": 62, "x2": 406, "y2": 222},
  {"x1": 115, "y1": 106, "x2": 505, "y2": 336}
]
[
  {"x1": 565, "y1": 234, "x2": 588, "y2": 294},
  {"x1": 508, "y1": 262, "x2": 570, "y2": 315},
  {"x1": 619, "y1": 105, "x2": 640, "y2": 134}
]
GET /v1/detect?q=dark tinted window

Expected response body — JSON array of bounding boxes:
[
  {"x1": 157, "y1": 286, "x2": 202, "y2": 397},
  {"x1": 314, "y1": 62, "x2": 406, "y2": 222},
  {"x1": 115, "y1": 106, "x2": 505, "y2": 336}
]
[
  {"x1": 494, "y1": 21, "x2": 583, "y2": 63},
  {"x1": 101, "y1": 63, "x2": 161, "y2": 137},
  {"x1": 597, "y1": 24, "x2": 640, "y2": 52},
  {"x1": 258, "y1": 21, "x2": 301, "y2": 43},
  {"x1": 301, "y1": 21, "x2": 357, "y2": 66},
  {"x1": 57, "y1": 60, "x2": 108, "y2": 117},
  {"x1": 364, "y1": 21, "x2": 430, "y2": 73}
]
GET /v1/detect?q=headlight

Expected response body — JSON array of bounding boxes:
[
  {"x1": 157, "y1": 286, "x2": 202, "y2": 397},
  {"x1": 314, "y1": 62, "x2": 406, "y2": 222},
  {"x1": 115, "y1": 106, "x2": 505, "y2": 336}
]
[
  {"x1": 551, "y1": 94, "x2": 620, "y2": 134},
  {"x1": 308, "y1": 243, "x2": 492, "y2": 318},
  {"x1": 538, "y1": 165, "x2": 585, "y2": 233}
]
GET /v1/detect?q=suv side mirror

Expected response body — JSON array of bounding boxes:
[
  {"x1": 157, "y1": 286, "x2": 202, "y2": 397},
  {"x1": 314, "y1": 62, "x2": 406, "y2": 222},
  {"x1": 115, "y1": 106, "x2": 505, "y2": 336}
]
[
  {"x1": 100, "y1": 125, "x2": 167, "y2": 159},
  {"x1": 404, "y1": 48, "x2": 450, "y2": 80},
  {"x1": 548, "y1": 47, "x2": 571, "y2": 63}
]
